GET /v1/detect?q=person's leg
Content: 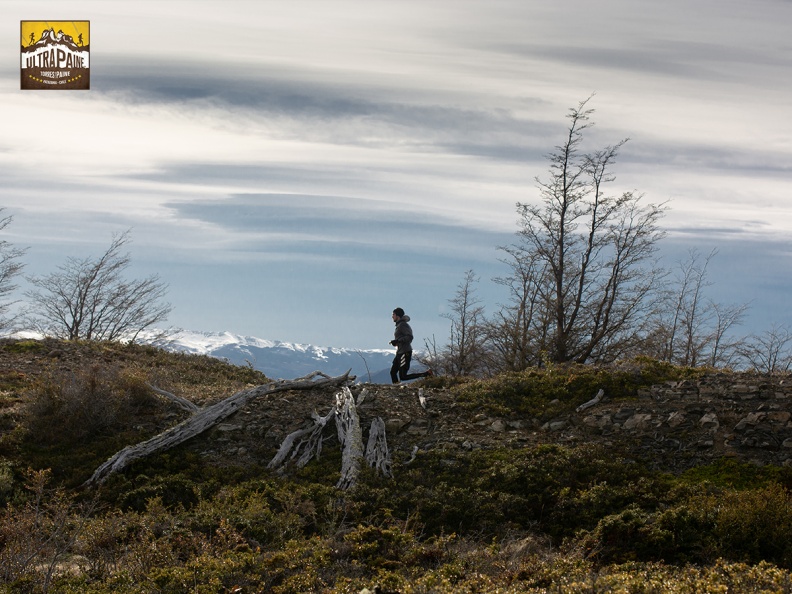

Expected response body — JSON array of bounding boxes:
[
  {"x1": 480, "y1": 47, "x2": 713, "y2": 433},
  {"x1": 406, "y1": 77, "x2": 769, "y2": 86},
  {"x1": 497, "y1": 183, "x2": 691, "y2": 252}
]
[
  {"x1": 397, "y1": 351, "x2": 412, "y2": 381},
  {"x1": 390, "y1": 354, "x2": 401, "y2": 384},
  {"x1": 399, "y1": 352, "x2": 431, "y2": 381}
]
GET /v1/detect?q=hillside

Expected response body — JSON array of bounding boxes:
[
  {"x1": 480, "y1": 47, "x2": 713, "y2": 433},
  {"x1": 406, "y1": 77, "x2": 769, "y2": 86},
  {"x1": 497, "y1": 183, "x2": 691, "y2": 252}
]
[
  {"x1": 4, "y1": 338, "x2": 791, "y2": 473},
  {"x1": 2, "y1": 338, "x2": 792, "y2": 593}
]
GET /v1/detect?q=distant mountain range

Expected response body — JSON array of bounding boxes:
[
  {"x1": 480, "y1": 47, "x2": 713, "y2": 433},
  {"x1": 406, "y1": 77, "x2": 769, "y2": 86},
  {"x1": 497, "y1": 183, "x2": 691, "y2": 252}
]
[
  {"x1": 146, "y1": 330, "x2": 428, "y2": 384},
  {"x1": 7, "y1": 328, "x2": 429, "y2": 384}
]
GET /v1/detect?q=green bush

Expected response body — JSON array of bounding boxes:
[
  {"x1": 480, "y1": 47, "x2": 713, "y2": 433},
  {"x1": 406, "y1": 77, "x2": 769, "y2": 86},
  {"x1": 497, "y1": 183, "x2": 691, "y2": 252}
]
[
  {"x1": 451, "y1": 358, "x2": 700, "y2": 418},
  {"x1": 579, "y1": 482, "x2": 792, "y2": 569}
]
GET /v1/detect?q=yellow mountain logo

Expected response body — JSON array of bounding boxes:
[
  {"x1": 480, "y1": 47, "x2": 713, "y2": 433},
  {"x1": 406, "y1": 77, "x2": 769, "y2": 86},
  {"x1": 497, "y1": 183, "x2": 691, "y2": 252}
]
[{"x1": 21, "y1": 21, "x2": 90, "y2": 90}]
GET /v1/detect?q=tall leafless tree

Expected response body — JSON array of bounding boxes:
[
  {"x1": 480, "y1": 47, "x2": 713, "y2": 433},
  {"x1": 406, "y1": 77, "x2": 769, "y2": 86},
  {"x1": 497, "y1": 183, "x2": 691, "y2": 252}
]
[
  {"x1": 0, "y1": 210, "x2": 26, "y2": 331},
  {"x1": 26, "y1": 231, "x2": 172, "y2": 341},
  {"x1": 513, "y1": 97, "x2": 667, "y2": 364}
]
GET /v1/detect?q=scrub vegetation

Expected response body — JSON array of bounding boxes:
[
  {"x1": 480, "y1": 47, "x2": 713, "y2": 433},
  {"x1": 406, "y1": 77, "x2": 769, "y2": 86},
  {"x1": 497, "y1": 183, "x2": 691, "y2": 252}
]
[{"x1": 1, "y1": 339, "x2": 792, "y2": 592}]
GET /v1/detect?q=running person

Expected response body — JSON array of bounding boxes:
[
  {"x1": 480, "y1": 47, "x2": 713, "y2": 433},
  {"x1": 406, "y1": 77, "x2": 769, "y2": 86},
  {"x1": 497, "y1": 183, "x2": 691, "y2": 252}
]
[{"x1": 390, "y1": 308, "x2": 432, "y2": 384}]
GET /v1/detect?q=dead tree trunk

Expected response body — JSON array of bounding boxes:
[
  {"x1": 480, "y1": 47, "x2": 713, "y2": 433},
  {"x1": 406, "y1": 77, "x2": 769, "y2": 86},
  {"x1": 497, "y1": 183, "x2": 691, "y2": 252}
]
[
  {"x1": 365, "y1": 417, "x2": 392, "y2": 478},
  {"x1": 267, "y1": 386, "x2": 392, "y2": 490},
  {"x1": 267, "y1": 407, "x2": 336, "y2": 471},
  {"x1": 84, "y1": 371, "x2": 353, "y2": 487},
  {"x1": 335, "y1": 386, "x2": 364, "y2": 490}
]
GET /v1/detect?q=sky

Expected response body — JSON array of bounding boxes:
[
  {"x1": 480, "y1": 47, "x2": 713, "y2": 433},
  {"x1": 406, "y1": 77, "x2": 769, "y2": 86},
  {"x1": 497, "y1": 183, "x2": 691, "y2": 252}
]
[{"x1": 1, "y1": 0, "x2": 791, "y2": 350}]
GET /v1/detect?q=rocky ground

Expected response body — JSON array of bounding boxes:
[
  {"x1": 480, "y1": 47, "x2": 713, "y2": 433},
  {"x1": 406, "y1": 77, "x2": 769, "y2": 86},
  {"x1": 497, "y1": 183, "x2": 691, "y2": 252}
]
[
  {"x1": 197, "y1": 372, "x2": 792, "y2": 475},
  {"x1": 3, "y1": 338, "x2": 792, "y2": 477}
]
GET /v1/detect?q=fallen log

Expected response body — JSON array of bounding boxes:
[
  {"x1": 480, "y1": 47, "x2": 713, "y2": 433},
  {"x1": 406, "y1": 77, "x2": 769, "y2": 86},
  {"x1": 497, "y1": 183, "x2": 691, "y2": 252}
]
[
  {"x1": 576, "y1": 388, "x2": 605, "y2": 413},
  {"x1": 84, "y1": 370, "x2": 354, "y2": 487}
]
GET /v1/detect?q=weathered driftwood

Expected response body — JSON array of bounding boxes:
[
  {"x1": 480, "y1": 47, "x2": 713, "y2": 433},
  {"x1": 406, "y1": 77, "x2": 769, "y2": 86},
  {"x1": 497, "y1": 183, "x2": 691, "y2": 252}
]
[
  {"x1": 84, "y1": 370, "x2": 353, "y2": 487},
  {"x1": 576, "y1": 388, "x2": 605, "y2": 413},
  {"x1": 268, "y1": 386, "x2": 391, "y2": 490},
  {"x1": 335, "y1": 387, "x2": 364, "y2": 490},
  {"x1": 267, "y1": 407, "x2": 336, "y2": 471},
  {"x1": 365, "y1": 417, "x2": 392, "y2": 478},
  {"x1": 147, "y1": 383, "x2": 199, "y2": 413}
]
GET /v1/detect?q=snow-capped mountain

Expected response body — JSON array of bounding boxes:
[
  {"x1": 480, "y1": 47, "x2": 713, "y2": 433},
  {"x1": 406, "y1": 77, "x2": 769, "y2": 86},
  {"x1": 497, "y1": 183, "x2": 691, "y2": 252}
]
[{"x1": 148, "y1": 330, "x2": 414, "y2": 384}]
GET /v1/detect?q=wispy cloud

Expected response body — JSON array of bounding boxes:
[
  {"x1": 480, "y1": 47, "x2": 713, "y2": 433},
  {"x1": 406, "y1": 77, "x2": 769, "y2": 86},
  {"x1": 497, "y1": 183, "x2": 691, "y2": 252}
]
[{"x1": 1, "y1": 0, "x2": 791, "y2": 348}]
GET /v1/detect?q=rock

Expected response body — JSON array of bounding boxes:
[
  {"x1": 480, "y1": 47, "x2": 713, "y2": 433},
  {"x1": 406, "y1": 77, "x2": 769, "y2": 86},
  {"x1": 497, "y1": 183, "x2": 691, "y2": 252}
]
[
  {"x1": 385, "y1": 418, "x2": 409, "y2": 433},
  {"x1": 699, "y1": 412, "x2": 719, "y2": 430},
  {"x1": 613, "y1": 408, "x2": 636, "y2": 422},
  {"x1": 406, "y1": 418, "x2": 430, "y2": 435},
  {"x1": 666, "y1": 411, "x2": 687, "y2": 428},
  {"x1": 544, "y1": 420, "x2": 567, "y2": 432},
  {"x1": 766, "y1": 411, "x2": 791, "y2": 424},
  {"x1": 583, "y1": 415, "x2": 612, "y2": 430},
  {"x1": 735, "y1": 412, "x2": 765, "y2": 431},
  {"x1": 623, "y1": 413, "x2": 653, "y2": 431},
  {"x1": 490, "y1": 419, "x2": 507, "y2": 432}
]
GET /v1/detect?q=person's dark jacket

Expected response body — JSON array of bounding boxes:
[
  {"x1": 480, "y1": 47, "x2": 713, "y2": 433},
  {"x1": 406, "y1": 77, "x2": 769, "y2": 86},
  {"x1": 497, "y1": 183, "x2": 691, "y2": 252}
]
[{"x1": 391, "y1": 315, "x2": 414, "y2": 354}]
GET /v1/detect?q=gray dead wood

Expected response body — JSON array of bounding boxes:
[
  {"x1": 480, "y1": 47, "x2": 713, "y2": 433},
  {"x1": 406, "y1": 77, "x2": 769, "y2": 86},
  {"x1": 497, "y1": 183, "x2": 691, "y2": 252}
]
[
  {"x1": 365, "y1": 417, "x2": 392, "y2": 478},
  {"x1": 268, "y1": 386, "x2": 392, "y2": 490},
  {"x1": 335, "y1": 386, "x2": 364, "y2": 490},
  {"x1": 267, "y1": 407, "x2": 336, "y2": 470},
  {"x1": 576, "y1": 388, "x2": 605, "y2": 413},
  {"x1": 84, "y1": 370, "x2": 353, "y2": 487},
  {"x1": 147, "y1": 383, "x2": 200, "y2": 413},
  {"x1": 418, "y1": 388, "x2": 427, "y2": 409}
]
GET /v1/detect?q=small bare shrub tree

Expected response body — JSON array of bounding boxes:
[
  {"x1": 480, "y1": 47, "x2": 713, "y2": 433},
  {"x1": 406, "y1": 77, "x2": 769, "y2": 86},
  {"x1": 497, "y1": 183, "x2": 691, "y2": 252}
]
[
  {"x1": 440, "y1": 270, "x2": 487, "y2": 376},
  {"x1": 649, "y1": 248, "x2": 749, "y2": 367},
  {"x1": 25, "y1": 230, "x2": 172, "y2": 341},
  {"x1": 485, "y1": 244, "x2": 552, "y2": 371},
  {"x1": 0, "y1": 210, "x2": 27, "y2": 331},
  {"x1": 739, "y1": 324, "x2": 792, "y2": 373}
]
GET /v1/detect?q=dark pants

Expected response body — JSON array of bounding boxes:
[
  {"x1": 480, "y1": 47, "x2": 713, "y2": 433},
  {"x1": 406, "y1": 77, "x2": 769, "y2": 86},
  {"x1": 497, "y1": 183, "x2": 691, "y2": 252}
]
[{"x1": 391, "y1": 351, "x2": 425, "y2": 383}]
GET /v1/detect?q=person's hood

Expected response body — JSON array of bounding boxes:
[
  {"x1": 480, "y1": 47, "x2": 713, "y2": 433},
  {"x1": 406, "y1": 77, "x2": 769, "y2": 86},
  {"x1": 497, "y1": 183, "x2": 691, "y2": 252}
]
[{"x1": 397, "y1": 315, "x2": 411, "y2": 323}]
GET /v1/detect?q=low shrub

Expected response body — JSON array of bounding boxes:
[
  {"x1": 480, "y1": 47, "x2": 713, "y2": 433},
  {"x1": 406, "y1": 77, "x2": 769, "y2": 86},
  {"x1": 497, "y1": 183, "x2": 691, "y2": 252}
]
[
  {"x1": 21, "y1": 365, "x2": 161, "y2": 447},
  {"x1": 579, "y1": 482, "x2": 792, "y2": 569},
  {"x1": 451, "y1": 357, "x2": 699, "y2": 418}
]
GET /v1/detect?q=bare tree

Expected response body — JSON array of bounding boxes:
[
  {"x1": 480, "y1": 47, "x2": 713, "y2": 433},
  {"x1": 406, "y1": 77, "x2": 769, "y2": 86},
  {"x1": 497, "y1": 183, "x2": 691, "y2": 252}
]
[
  {"x1": 739, "y1": 324, "x2": 792, "y2": 373},
  {"x1": 441, "y1": 270, "x2": 486, "y2": 376},
  {"x1": 652, "y1": 248, "x2": 749, "y2": 367},
  {"x1": 0, "y1": 210, "x2": 26, "y2": 331},
  {"x1": 485, "y1": 245, "x2": 551, "y2": 371},
  {"x1": 513, "y1": 97, "x2": 667, "y2": 364},
  {"x1": 706, "y1": 301, "x2": 749, "y2": 368},
  {"x1": 26, "y1": 231, "x2": 172, "y2": 341}
]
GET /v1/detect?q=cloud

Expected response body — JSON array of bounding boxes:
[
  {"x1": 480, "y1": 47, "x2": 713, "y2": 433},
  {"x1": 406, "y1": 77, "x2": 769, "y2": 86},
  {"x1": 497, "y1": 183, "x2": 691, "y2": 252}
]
[
  {"x1": 163, "y1": 193, "x2": 511, "y2": 265},
  {"x1": 2, "y1": 0, "x2": 791, "y2": 348}
]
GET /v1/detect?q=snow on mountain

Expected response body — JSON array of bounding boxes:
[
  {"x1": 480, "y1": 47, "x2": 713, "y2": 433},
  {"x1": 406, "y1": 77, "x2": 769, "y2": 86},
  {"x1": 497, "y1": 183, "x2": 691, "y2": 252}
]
[
  {"x1": 7, "y1": 329, "x2": 428, "y2": 384},
  {"x1": 147, "y1": 330, "x2": 403, "y2": 383}
]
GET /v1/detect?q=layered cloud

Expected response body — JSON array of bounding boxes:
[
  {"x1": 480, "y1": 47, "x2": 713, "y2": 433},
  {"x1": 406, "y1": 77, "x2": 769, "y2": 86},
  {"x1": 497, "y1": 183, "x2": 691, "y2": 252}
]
[{"x1": 1, "y1": 0, "x2": 790, "y2": 347}]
